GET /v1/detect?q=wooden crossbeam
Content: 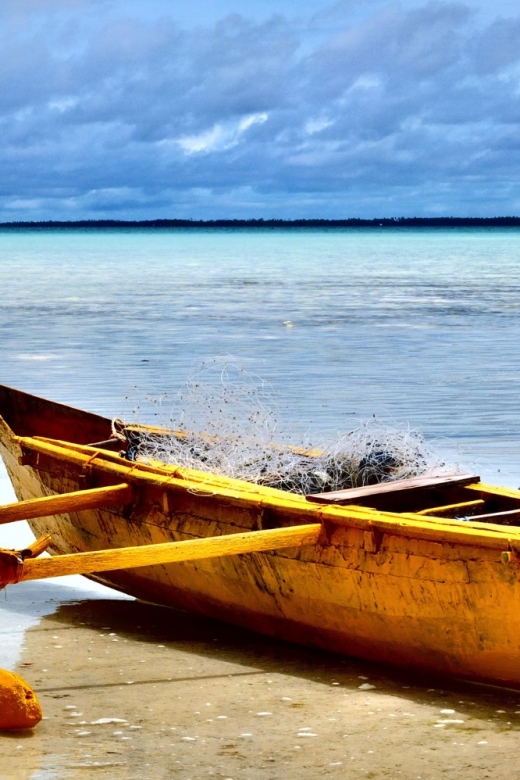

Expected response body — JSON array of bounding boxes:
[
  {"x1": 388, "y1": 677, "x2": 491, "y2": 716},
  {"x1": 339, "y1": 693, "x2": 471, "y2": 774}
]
[
  {"x1": 417, "y1": 499, "x2": 485, "y2": 517},
  {"x1": 0, "y1": 483, "x2": 133, "y2": 525},
  {"x1": 19, "y1": 524, "x2": 322, "y2": 582}
]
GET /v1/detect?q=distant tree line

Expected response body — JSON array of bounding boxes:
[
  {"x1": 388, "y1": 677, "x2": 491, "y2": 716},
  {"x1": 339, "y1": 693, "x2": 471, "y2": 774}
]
[{"x1": 1, "y1": 217, "x2": 520, "y2": 229}]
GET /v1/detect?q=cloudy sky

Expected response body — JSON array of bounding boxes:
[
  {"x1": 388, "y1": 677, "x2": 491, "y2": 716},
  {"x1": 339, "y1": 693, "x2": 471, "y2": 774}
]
[{"x1": 2, "y1": 0, "x2": 520, "y2": 220}]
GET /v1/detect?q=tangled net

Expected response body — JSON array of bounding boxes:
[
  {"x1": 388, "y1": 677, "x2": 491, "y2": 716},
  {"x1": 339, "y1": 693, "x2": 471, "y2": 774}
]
[{"x1": 128, "y1": 358, "x2": 455, "y2": 495}]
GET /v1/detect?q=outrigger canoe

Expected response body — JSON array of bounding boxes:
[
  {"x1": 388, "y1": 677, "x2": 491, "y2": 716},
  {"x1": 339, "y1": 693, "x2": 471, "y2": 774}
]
[{"x1": 2, "y1": 385, "x2": 520, "y2": 686}]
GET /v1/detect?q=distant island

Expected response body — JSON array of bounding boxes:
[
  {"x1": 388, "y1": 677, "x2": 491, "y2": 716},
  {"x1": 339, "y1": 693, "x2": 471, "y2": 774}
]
[{"x1": 1, "y1": 217, "x2": 520, "y2": 229}]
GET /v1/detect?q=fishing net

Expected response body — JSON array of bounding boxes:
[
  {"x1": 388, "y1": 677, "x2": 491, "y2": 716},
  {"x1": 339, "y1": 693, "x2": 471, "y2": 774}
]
[{"x1": 126, "y1": 357, "x2": 455, "y2": 494}]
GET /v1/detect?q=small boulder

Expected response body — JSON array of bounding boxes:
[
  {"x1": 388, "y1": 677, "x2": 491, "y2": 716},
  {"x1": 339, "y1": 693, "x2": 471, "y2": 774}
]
[{"x1": 0, "y1": 669, "x2": 42, "y2": 730}]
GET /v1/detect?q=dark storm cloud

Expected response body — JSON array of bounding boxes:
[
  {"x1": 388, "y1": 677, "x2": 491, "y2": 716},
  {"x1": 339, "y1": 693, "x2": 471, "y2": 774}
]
[{"x1": 1, "y1": 1, "x2": 520, "y2": 219}]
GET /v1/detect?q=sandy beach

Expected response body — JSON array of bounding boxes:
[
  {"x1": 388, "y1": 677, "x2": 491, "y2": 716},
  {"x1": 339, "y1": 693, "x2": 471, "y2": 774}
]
[{"x1": 0, "y1": 570, "x2": 519, "y2": 780}]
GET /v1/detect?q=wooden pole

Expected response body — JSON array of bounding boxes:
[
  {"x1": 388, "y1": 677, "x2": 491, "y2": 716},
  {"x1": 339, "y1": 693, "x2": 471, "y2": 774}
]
[
  {"x1": 21, "y1": 535, "x2": 53, "y2": 558},
  {"x1": 19, "y1": 524, "x2": 322, "y2": 582},
  {"x1": 0, "y1": 483, "x2": 133, "y2": 525}
]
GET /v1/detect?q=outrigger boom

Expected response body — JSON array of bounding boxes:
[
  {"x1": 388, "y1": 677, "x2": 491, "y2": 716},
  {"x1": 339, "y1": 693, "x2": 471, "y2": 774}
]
[{"x1": 0, "y1": 485, "x2": 321, "y2": 586}]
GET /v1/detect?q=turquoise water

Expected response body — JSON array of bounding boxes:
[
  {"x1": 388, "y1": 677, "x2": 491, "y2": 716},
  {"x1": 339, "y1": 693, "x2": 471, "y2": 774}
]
[{"x1": 1, "y1": 227, "x2": 520, "y2": 485}]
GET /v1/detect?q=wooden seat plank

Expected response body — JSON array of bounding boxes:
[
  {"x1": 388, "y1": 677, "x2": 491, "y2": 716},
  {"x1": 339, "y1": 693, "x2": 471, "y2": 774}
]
[{"x1": 306, "y1": 473, "x2": 480, "y2": 505}]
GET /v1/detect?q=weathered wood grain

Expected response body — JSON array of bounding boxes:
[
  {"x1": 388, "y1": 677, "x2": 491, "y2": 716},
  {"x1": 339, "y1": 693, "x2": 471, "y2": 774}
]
[
  {"x1": 20, "y1": 524, "x2": 322, "y2": 580},
  {"x1": 0, "y1": 483, "x2": 133, "y2": 525}
]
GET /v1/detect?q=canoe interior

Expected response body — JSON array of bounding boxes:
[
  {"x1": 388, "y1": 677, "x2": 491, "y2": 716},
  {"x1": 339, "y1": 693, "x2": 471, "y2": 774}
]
[
  {"x1": 310, "y1": 475, "x2": 520, "y2": 520},
  {"x1": 0, "y1": 384, "x2": 109, "y2": 444}
]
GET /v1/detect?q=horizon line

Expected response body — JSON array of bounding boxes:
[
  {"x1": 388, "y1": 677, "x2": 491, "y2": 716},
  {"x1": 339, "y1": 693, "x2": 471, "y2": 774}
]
[{"x1": 1, "y1": 216, "x2": 520, "y2": 229}]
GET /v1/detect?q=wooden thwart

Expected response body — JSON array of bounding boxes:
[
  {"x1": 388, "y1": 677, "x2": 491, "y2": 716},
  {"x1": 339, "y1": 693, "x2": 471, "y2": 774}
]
[
  {"x1": 469, "y1": 507, "x2": 520, "y2": 523},
  {"x1": 417, "y1": 499, "x2": 485, "y2": 517},
  {"x1": 306, "y1": 473, "x2": 480, "y2": 505},
  {"x1": 0, "y1": 483, "x2": 133, "y2": 525},
  {"x1": 15, "y1": 523, "x2": 322, "y2": 583}
]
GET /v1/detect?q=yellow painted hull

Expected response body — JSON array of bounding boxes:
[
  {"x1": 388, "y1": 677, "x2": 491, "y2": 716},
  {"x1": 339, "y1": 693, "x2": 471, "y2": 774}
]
[{"x1": 2, "y1": 385, "x2": 520, "y2": 685}]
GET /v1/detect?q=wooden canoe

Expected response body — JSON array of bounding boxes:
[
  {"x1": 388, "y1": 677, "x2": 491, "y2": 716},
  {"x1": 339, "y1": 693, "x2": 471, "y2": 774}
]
[{"x1": 2, "y1": 384, "x2": 520, "y2": 686}]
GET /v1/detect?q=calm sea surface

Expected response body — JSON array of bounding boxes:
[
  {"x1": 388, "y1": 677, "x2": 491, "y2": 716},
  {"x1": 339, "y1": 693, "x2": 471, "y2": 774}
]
[{"x1": 1, "y1": 226, "x2": 520, "y2": 489}]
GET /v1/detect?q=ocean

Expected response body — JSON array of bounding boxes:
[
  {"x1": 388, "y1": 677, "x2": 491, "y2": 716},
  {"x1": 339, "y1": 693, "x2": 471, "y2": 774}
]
[{"x1": 2, "y1": 226, "x2": 520, "y2": 482}]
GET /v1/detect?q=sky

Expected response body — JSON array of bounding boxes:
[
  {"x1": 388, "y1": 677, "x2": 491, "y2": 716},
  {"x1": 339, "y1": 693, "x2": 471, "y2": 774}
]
[{"x1": 2, "y1": 0, "x2": 520, "y2": 220}]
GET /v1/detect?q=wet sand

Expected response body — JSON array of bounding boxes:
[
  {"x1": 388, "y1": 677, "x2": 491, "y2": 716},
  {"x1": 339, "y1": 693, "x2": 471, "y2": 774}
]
[{"x1": 1, "y1": 577, "x2": 520, "y2": 780}]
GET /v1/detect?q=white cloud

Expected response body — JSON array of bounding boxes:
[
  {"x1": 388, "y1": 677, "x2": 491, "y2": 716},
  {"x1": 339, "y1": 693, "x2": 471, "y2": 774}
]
[
  {"x1": 175, "y1": 112, "x2": 268, "y2": 154},
  {"x1": 4, "y1": 198, "x2": 44, "y2": 210},
  {"x1": 48, "y1": 97, "x2": 79, "y2": 113},
  {"x1": 305, "y1": 118, "x2": 333, "y2": 135},
  {"x1": 348, "y1": 75, "x2": 382, "y2": 91}
]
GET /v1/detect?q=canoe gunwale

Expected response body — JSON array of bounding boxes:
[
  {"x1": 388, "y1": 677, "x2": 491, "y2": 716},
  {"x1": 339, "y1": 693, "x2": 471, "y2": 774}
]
[{"x1": 8, "y1": 432, "x2": 520, "y2": 554}]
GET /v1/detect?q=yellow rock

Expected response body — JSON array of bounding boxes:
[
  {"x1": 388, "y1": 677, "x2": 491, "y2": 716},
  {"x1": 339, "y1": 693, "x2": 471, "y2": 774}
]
[{"x1": 0, "y1": 669, "x2": 42, "y2": 730}]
